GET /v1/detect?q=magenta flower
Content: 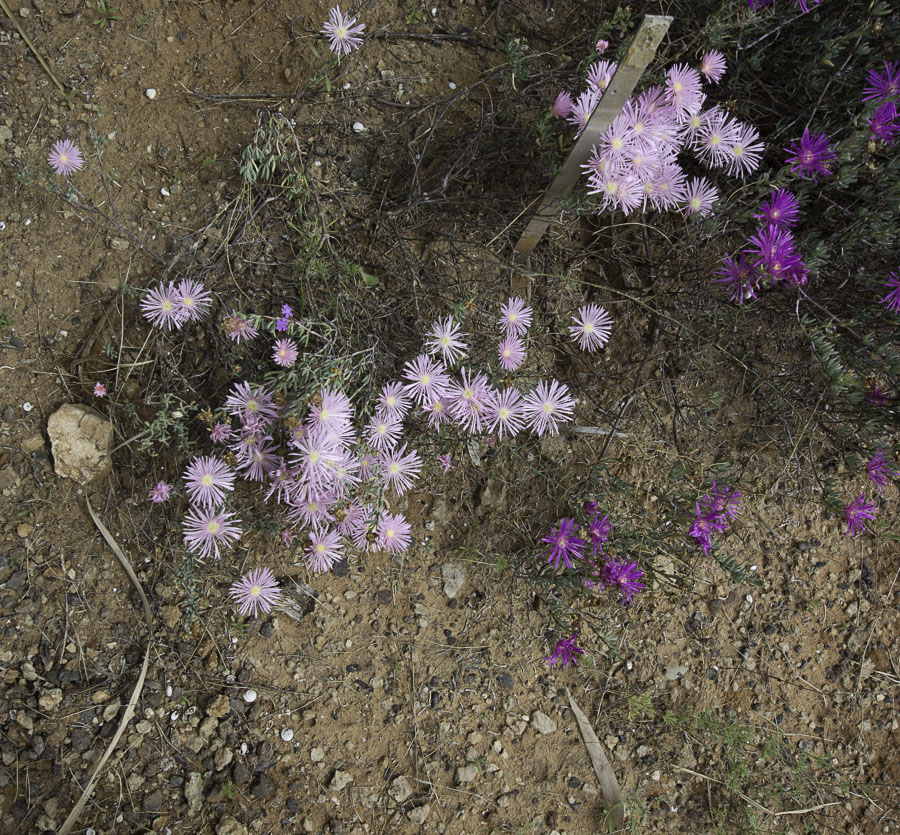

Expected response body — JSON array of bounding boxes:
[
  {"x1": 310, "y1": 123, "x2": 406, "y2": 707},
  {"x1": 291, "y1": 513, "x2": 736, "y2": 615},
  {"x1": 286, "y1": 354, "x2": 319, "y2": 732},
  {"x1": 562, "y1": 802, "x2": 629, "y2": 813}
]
[
  {"x1": 378, "y1": 512, "x2": 412, "y2": 554},
  {"x1": 175, "y1": 280, "x2": 212, "y2": 323},
  {"x1": 683, "y1": 177, "x2": 719, "y2": 217},
  {"x1": 426, "y1": 316, "x2": 468, "y2": 366},
  {"x1": 183, "y1": 455, "x2": 236, "y2": 509},
  {"x1": 210, "y1": 422, "x2": 232, "y2": 444},
  {"x1": 438, "y1": 453, "x2": 452, "y2": 473},
  {"x1": 880, "y1": 271, "x2": 900, "y2": 314},
  {"x1": 225, "y1": 311, "x2": 258, "y2": 343},
  {"x1": 484, "y1": 387, "x2": 525, "y2": 440},
  {"x1": 588, "y1": 513, "x2": 611, "y2": 555},
  {"x1": 272, "y1": 338, "x2": 298, "y2": 367},
  {"x1": 544, "y1": 633, "x2": 584, "y2": 668},
  {"x1": 542, "y1": 518, "x2": 585, "y2": 569},
  {"x1": 569, "y1": 304, "x2": 613, "y2": 352},
  {"x1": 689, "y1": 506, "x2": 726, "y2": 554},
  {"x1": 402, "y1": 354, "x2": 451, "y2": 406},
  {"x1": 499, "y1": 297, "x2": 533, "y2": 337},
  {"x1": 498, "y1": 335, "x2": 526, "y2": 371},
  {"x1": 551, "y1": 91, "x2": 574, "y2": 118},
  {"x1": 141, "y1": 282, "x2": 183, "y2": 331},
  {"x1": 844, "y1": 493, "x2": 877, "y2": 537},
  {"x1": 754, "y1": 188, "x2": 799, "y2": 229},
  {"x1": 93, "y1": 382, "x2": 106, "y2": 398},
  {"x1": 183, "y1": 505, "x2": 242, "y2": 559},
  {"x1": 747, "y1": 225, "x2": 806, "y2": 285},
  {"x1": 862, "y1": 60, "x2": 900, "y2": 103},
  {"x1": 376, "y1": 381, "x2": 412, "y2": 420},
  {"x1": 785, "y1": 129, "x2": 836, "y2": 181},
  {"x1": 522, "y1": 379, "x2": 575, "y2": 436},
  {"x1": 867, "y1": 449, "x2": 898, "y2": 497},
  {"x1": 364, "y1": 413, "x2": 402, "y2": 452},
  {"x1": 320, "y1": 5, "x2": 365, "y2": 56},
  {"x1": 47, "y1": 139, "x2": 84, "y2": 177},
  {"x1": 715, "y1": 252, "x2": 761, "y2": 304},
  {"x1": 229, "y1": 567, "x2": 281, "y2": 618},
  {"x1": 700, "y1": 482, "x2": 742, "y2": 522},
  {"x1": 380, "y1": 443, "x2": 422, "y2": 495},
  {"x1": 602, "y1": 558, "x2": 645, "y2": 605},
  {"x1": 869, "y1": 101, "x2": 900, "y2": 145},
  {"x1": 306, "y1": 526, "x2": 343, "y2": 572},
  {"x1": 699, "y1": 50, "x2": 726, "y2": 83},
  {"x1": 148, "y1": 481, "x2": 172, "y2": 503}
]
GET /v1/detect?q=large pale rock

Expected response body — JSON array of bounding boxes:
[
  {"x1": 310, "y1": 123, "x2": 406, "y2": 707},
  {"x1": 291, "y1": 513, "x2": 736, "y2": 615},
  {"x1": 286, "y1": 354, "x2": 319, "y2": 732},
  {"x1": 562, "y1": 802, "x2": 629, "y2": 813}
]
[{"x1": 47, "y1": 404, "x2": 113, "y2": 484}]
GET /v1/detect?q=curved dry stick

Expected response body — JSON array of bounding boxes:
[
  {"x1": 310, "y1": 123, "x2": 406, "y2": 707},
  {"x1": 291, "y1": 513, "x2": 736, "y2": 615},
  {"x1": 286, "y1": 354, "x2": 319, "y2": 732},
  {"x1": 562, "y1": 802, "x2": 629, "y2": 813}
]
[{"x1": 58, "y1": 498, "x2": 155, "y2": 835}]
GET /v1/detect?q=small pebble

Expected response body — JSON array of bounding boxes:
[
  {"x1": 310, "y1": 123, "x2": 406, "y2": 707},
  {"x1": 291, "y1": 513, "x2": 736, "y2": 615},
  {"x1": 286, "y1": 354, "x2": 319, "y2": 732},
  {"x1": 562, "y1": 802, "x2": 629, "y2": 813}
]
[
  {"x1": 352, "y1": 122, "x2": 366, "y2": 133},
  {"x1": 243, "y1": 689, "x2": 257, "y2": 703},
  {"x1": 448, "y1": 82, "x2": 457, "y2": 90},
  {"x1": 280, "y1": 728, "x2": 294, "y2": 742},
  {"x1": 342, "y1": 82, "x2": 351, "y2": 90},
  {"x1": 23, "y1": 401, "x2": 33, "y2": 412},
  {"x1": 145, "y1": 88, "x2": 157, "y2": 100}
]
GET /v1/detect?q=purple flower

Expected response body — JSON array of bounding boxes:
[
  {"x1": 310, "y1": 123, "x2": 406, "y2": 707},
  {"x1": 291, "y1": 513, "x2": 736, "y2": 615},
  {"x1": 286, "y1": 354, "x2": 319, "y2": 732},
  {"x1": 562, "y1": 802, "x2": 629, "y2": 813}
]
[
  {"x1": 402, "y1": 354, "x2": 451, "y2": 406},
  {"x1": 862, "y1": 60, "x2": 900, "y2": 104},
  {"x1": 569, "y1": 304, "x2": 613, "y2": 352},
  {"x1": 306, "y1": 526, "x2": 343, "y2": 573},
  {"x1": 484, "y1": 387, "x2": 525, "y2": 440},
  {"x1": 93, "y1": 382, "x2": 106, "y2": 398},
  {"x1": 229, "y1": 567, "x2": 281, "y2": 618},
  {"x1": 596, "y1": 39, "x2": 609, "y2": 54},
  {"x1": 149, "y1": 481, "x2": 172, "y2": 503},
  {"x1": 522, "y1": 379, "x2": 576, "y2": 436},
  {"x1": 683, "y1": 177, "x2": 719, "y2": 217},
  {"x1": 183, "y1": 455, "x2": 236, "y2": 509},
  {"x1": 880, "y1": 271, "x2": 900, "y2": 314},
  {"x1": 376, "y1": 381, "x2": 411, "y2": 421},
  {"x1": 588, "y1": 513, "x2": 611, "y2": 555},
  {"x1": 225, "y1": 311, "x2": 258, "y2": 343},
  {"x1": 785, "y1": 129, "x2": 836, "y2": 181},
  {"x1": 747, "y1": 225, "x2": 805, "y2": 285},
  {"x1": 867, "y1": 449, "x2": 898, "y2": 497},
  {"x1": 378, "y1": 512, "x2": 412, "y2": 554},
  {"x1": 281, "y1": 304, "x2": 293, "y2": 318},
  {"x1": 426, "y1": 316, "x2": 468, "y2": 366},
  {"x1": 183, "y1": 506, "x2": 242, "y2": 559},
  {"x1": 498, "y1": 335, "x2": 526, "y2": 371},
  {"x1": 275, "y1": 316, "x2": 289, "y2": 332},
  {"x1": 699, "y1": 50, "x2": 726, "y2": 84},
  {"x1": 175, "y1": 280, "x2": 212, "y2": 323},
  {"x1": 438, "y1": 453, "x2": 452, "y2": 473},
  {"x1": 602, "y1": 558, "x2": 645, "y2": 605},
  {"x1": 499, "y1": 297, "x2": 533, "y2": 337},
  {"x1": 542, "y1": 518, "x2": 585, "y2": 569},
  {"x1": 755, "y1": 188, "x2": 799, "y2": 229},
  {"x1": 141, "y1": 282, "x2": 183, "y2": 331},
  {"x1": 869, "y1": 101, "x2": 900, "y2": 145},
  {"x1": 866, "y1": 380, "x2": 888, "y2": 406},
  {"x1": 715, "y1": 252, "x2": 761, "y2": 304},
  {"x1": 210, "y1": 422, "x2": 232, "y2": 444},
  {"x1": 380, "y1": 443, "x2": 422, "y2": 495},
  {"x1": 689, "y1": 507, "x2": 727, "y2": 554},
  {"x1": 544, "y1": 633, "x2": 584, "y2": 668},
  {"x1": 320, "y1": 5, "x2": 365, "y2": 56},
  {"x1": 844, "y1": 493, "x2": 877, "y2": 537},
  {"x1": 273, "y1": 338, "x2": 298, "y2": 367},
  {"x1": 700, "y1": 482, "x2": 742, "y2": 522},
  {"x1": 47, "y1": 139, "x2": 84, "y2": 177},
  {"x1": 551, "y1": 91, "x2": 574, "y2": 118}
]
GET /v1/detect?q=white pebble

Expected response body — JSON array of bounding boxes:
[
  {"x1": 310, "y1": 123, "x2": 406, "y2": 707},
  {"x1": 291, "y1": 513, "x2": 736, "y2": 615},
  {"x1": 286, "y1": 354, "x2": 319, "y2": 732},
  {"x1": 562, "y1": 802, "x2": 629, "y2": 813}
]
[
  {"x1": 165, "y1": 684, "x2": 173, "y2": 697},
  {"x1": 160, "y1": 187, "x2": 170, "y2": 197},
  {"x1": 352, "y1": 121, "x2": 366, "y2": 133},
  {"x1": 342, "y1": 82, "x2": 351, "y2": 90},
  {"x1": 745, "y1": 594, "x2": 754, "y2": 604},
  {"x1": 243, "y1": 689, "x2": 257, "y2": 703},
  {"x1": 145, "y1": 88, "x2": 157, "y2": 100},
  {"x1": 280, "y1": 728, "x2": 294, "y2": 742},
  {"x1": 22, "y1": 402, "x2": 33, "y2": 412},
  {"x1": 448, "y1": 82, "x2": 457, "y2": 90}
]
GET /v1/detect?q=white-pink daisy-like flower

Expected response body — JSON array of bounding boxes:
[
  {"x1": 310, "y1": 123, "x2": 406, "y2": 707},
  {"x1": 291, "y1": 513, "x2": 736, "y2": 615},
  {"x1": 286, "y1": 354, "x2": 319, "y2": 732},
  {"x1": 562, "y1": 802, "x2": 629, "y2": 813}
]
[
  {"x1": 567, "y1": 88, "x2": 602, "y2": 137},
  {"x1": 174, "y1": 279, "x2": 212, "y2": 323},
  {"x1": 498, "y1": 335, "x2": 526, "y2": 371},
  {"x1": 229, "y1": 567, "x2": 281, "y2": 618},
  {"x1": 425, "y1": 316, "x2": 468, "y2": 366},
  {"x1": 308, "y1": 389, "x2": 354, "y2": 441},
  {"x1": 364, "y1": 413, "x2": 403, "y2": 452},
  {"x1": 402, "y1": 354, "x2": 451, "y2": 406},
  {"x1": 683, "y1": 176, "x2": 719, "y2": 217},
  {"x1": 93, "y1": 382, "x2": 107, "y2": 398},
  {"x1": 586, "y1": 59, "x2": 617, "y2": 94},
  {"x1": 141, "y1": 282, "x2": 183, "y2": 331},
  {"x1": 724, "y1": 123, "x2": 764, "y2": 177},
  {"x1": 224, "y1": 381, "x2": 280, "y2": 428},
  {"x1": 423, "y1": 396, "x2": 453, "y2": 429},
  {"x1": 665, "y1": 63, "x2": 704, "y2": 117},
  {"x1": 380, "y1": 443, "x2": 422, "y2": 496},
  {"x1": 449, "y1": 367, "x2": 492, "y2": 434},
  {"x1": 484, "y1": 388, "x2": 525, "y2": 440},
  {"x1": 183, "y1": 505, "x2": 242, "y2": 559},
  {"x1": 148, "y1": 480, "x2": 172, "y2": 503},
  {"x1": 306, "y1": 526, "x2": 343, "y2": 573},
  {"x1": 320, "y1": 5, "x2": 365, "y2": 57},
  {"x1": 376, "y1": 381, "x2": 412, "y2": 421},
  {"x1": 699, "y1": 50, "x2": 727, "y2": 84},
  {"x1": 183, "y1": 455, "x2": 237, "y2": 509},
  {"x1": 378, "y1": 512, "x2": 412, "y2": 554},
  {"x1": 551, "y1": 91, "x2": 574, "y2": 118},
  {"x1": 695, "y1": 108, "x2": 740, "y2": 168},
  {"x1": 499, "y1": 297, "x2": 533, "y2": 337},
  {"x1": 521, "y1": 379, "x2": 576, "y2": 437},
  {"x1": 273, "y1": 338, "x2": 299, "y2": 367},
  {"x1": 569, "y1": 304, "x2": 614, "y2": 352},
  {"x1": 47, "y1": 139, "x2": 84, "y2": 177}
]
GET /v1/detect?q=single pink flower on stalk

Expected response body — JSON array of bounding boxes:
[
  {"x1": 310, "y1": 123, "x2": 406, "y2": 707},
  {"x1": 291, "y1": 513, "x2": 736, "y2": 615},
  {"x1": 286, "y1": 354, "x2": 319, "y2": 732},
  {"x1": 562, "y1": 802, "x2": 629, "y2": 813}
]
[
  {"x1": 438, "y1": 453, "x2": 452, "y2": 473},
  {"x1": 498, "y1": 335, "x2": 526, "y2": 371},
  {"x1": 93, "y1": 382, "x2": 106, "y2": 398},
  {"x1": 183, "y1": 506, "x2": 242, "y2": 559},
  {"x1": 148, "y1": 481, "x2": 172, "y2": 503},
  {"x1": 595, "y1": 39, "x2": 609, "y2": 53},
  {"x1": 141, "y1": 282, "x2": 183, "y2": 331},
  {"x1": 229, "y1": 567, "x2": 281, "y2": 618},
  {"x1": 306, "y1": 526, "x2": 343, "y2": 573},
  {"x1": 272, "y1": 338, "x2": 298, "y2": 367},
  {"x1": 175, "y1": 279, "x2": 212, "y2": 323},
  {"x1": 183, "y1": 455, "x2": 236, "y2": 509},
  {"x1": 844, "y1": 493, "x2": 877, "y2": 537},
  {"x1": 320, "y1": 5, "x2": 365, "y2": 56},
  {"x1": 569, "y1": 304, "x2": 613, "y2": 352},
  {"x1": 425, "y1": 316, "x2": 468, "y2": 366},
  {"x1": 551, "y1": 91, "x2": 574, "y2": 118},
  {"x1": 378, "y1": 512, "x2": 412, "y2": 554},
  {"x1": 224, "y1": 311, "x2": 258, "y2": 343},
  {"x1": 522, "y1": 379, "x2": 576, "y2": 436},
  {"x1": 47, "y1": 139, "x2": 84, "y2": 176},
  {"x1": 699, "y1": 50, "x2": 726, "y2": 83},
  {"x1": 499, "y1": 297, "x2": 533, "y2": 337}
]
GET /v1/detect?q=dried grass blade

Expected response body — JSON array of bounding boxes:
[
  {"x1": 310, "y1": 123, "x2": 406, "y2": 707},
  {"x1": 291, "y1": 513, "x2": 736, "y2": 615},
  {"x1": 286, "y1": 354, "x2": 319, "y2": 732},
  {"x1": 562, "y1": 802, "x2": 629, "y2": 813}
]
[{"x1": 566, "y1": 688, "x2": 625, "y2": 832}]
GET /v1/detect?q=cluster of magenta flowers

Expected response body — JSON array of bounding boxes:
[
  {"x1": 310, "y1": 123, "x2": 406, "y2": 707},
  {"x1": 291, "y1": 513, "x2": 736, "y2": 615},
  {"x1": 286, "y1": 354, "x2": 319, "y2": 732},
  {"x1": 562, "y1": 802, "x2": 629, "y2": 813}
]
[
  {"x1": 553, "y1": 49, "x2": 762, "y2": 217},
  {"x1": 541, "y1": 501, "x2": 646, "y2": 607},
  {"x1": 688, "y1": 482, "x2": 741, "y2": 555},
  {"x1": 320, "y1": 5, "x2": 365, "y2": 57},
  {"x1": 865, "y1": 61, "x2": 900, "y2": 147},
  {"x1": 844, "y1": 449, "x2": 898, "y2": 537},
  {"x1": 545, "y1": 633, "x2": 585, "y2": 669},
  {"x1": 748, "y1": 0, "x2": 820, "y2": 11},
  {"x1": 140, "y1": 280, "x2": 213, "y2": 331},
  {"x1": 715, "y1": 187, "x2": 808, "y2": 302}
]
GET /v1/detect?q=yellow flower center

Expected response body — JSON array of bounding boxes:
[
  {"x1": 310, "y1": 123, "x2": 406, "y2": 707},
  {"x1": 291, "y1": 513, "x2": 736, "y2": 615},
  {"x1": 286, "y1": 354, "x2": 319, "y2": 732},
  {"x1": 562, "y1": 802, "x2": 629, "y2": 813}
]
[
  {"x1": 206, "y1": 521, "x2": 220, "y2": 534},
  {"x1": 542, "y1": 402, "x2": 554, "y2": 414},
  {"x1": 201, "y1": 474, "x2": 214, "y2": 487},
  {"x1": 250, "y1": 584, "x2": 261, "y2": 598}
]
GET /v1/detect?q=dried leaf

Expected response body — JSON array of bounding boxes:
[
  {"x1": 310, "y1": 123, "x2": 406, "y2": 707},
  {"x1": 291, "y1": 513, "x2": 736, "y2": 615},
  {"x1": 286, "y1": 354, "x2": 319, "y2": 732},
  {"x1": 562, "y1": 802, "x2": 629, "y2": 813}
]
[{"x1": 567, "y1": 688, "x2": 625, "y2": 832}]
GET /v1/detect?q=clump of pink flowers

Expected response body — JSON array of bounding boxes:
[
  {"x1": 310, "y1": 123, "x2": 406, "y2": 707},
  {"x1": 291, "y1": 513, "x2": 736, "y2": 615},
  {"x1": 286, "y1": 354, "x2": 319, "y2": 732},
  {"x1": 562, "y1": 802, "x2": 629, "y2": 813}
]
[{"x1": 688, "y1": 482, "x2": 742, "y2": 554}]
